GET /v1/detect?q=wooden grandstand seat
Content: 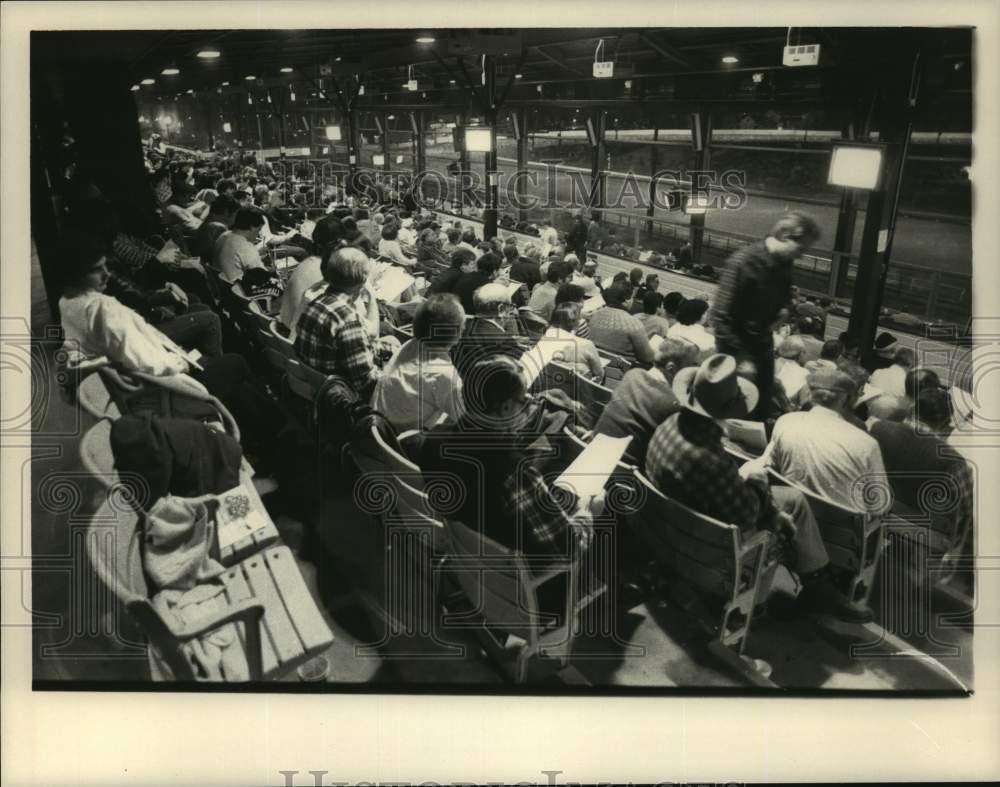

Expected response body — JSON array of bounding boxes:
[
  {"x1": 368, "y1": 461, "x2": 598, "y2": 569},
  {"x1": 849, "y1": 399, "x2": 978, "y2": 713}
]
[
  {"x1": 625, "y1": 468, "x2": 777, "y2": 684},
  {"x1": 86, "y1": 490, "x2": 333, "y2": 682},
  {"x1": 338, "y1": 422, "x2": 446, "y2": 643},
  {"x1": 573, "y1": 370, "x2": 614, "y2": 426},
  {"x1": 442, "y1": 515, "x2": 602, "y2": 683},
  {"x1": 75, "y1": 370, "x2": 121, "y2": 420},
  {"x1": 766, "y1": 468, "x2": 884, "y2": 606}
]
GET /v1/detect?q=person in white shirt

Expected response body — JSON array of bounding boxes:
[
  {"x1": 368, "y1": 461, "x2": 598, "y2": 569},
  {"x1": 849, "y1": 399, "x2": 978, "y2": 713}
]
[
  {"x1": 571, "y1": 257, "x2": 601, "y2": 298},
  {"x1": 277, "y1": 254, "x2": 323, "y2": 339},
  {"x1": 866, "y1": 346, "x2": 914, "y2": 399},
  {"x1": 667, "y1": 298, "x2": 716, "y2": 353},
  {"x1": 744, "y1": 367, "x2": 891, "y2": 515},
  {"x1": 377, "y1": 224, "x2": 417, "y2": 268},
  {"x1": 397, "y1": 216, "x2": 418, "y2": 247},
  {"x1": 774, "y1": 335, "x2": 810, "y2": 406},
  {"x1": 214, "y1": 207, "x2": 267, "y2": 284},
  {"x1": 520, "y1": 301, "x2": 605, "y2": 386},
  {"x1": 372, "y1": 294, "x2": 466, "y2": 433}
]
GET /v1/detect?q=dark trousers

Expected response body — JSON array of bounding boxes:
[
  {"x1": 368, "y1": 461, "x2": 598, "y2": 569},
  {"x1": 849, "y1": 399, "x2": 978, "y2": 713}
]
[
  {"x1": 717, "y1": 336, "x2": 775, "y2": 421},
  {"x1": 158, "y1": 306, "x2": 224, "y2": 358}
]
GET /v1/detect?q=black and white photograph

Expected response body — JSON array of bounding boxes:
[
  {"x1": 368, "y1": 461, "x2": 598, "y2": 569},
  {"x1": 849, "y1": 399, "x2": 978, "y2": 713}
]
[{"x1": 3, "y1": 1, "x2": 1000, "y2": 784}]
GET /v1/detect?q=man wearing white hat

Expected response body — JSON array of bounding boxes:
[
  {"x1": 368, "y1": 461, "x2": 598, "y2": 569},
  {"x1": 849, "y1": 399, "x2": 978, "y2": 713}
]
[{"x1": 645, "y1": 354, "x2": 873, "y2": 623}]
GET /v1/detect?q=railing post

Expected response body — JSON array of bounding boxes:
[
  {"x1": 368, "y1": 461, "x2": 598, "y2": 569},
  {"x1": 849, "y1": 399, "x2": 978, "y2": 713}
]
[{"x1": 925, "y1": 269, "x2": 941, "y2": 320}]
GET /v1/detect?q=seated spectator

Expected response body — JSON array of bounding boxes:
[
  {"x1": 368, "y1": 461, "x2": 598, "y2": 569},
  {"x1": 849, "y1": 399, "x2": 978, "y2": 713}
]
[
  {"x1": 747, "y1": 367, "x2": 890, "y2": 516},
  {"x1": 294, "y1": 247, "x2": 388, "y2": 400},
  {"x1": 867, "y1": 346, "x2": 915, "y2": 398},
  {"x1": 661, "y1": 291, "x2": 685, "y2": 327},
  {"x1": 629, "y1": 274, "x2": 660, "y2": 315},
  {"x1": 905, "y1": 367, "x2": 941, "y2": 400},
  {"x1": 527, "y1": 260, "x2": 573, "y2": 322},
  {"x1": 193, "y1": 194, "x2": 240, "y2": 264},
  {"x1": 453, "y1": 252, "x2": 502, "y2": 314},
  {"x1": 865, "y1": 331, "x2": 899, "y2": 373},
  {"x1": 865, "y1": 393, "x2": 910, "y2": 424},
  {"x1": 871, "y1": 387, "x2": 973, "y2": 547},
  {"x1": 441, "y1": 227, "x2": 462, "y2": 257},
  {"x1": 594, "y1": 337, "x2": 699, "y2": 464},
  {"x1": 419, "y1": 355, "x2": 595, "y2": 561},
  {"x1": 574, "y1": 259, "x2": 602, "y2": 297},
  {"x1": 378, "y1": 224, "x2": 417, "y2": 268},
  {"x1": 459, "y1": 228, "x2": 478, "y2": 252},
  {"x1": 820, "y1": 339, "x2": 844, "y2": 364},
  {"x1": 214, "y1": 208, "x2": 267, "y2": 284},
  {"x1": 645, "y1": 354, "x2": 871, "y2": 622},
  {"x1": 58, "y1": 232, "x2": 285, "y2": 458},
  {"x1": 372, "y1": 294, "x2": 466, "y2": 432},
  {"x1": 520, "y1": 301, "x2": 604, "y2": 385},
  {"x1": 153, "y1": 168, "x2": 202, "y2": 236},
  {"x1": 428, "y1": 248, "x2": 477, "y2": 296},
  {"x1": 451, "y1": 282, "x2": 527, "y2": 380},
  {"x1": 837, "y1": 331, "x2": 862, "y2": 363},
  {"x1": 505, "y1": 244, "x2": 538, "y2": 290},
  {"x1": 668, "y1": 298, "x2": 716, "y2": 353},
  {"x1": 588, "y1": 280, "x2": 655, "y2": 366},
  {"x1": 277, "y1": 252, "x2": 324, "y2": 340},
  {"x1": 416, "y1": 227, "x2": 450, "y2": 272},
  {"x1": 774, "y1": 336, "x2": 810, "y2": 406},
  {"x1": 795, "y1": 316, "x2": 825, "y2": 363},
  {"x1": 635, "y1": 291, "x2": 672, "y2": 340},
  {"x1": 553, "y1": 283, "x2": 592, "y2": 339}
]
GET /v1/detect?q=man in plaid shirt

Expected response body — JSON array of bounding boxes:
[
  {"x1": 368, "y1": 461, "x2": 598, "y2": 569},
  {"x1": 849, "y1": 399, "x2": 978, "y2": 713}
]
[
  {"x1": 418, "y1": 355, "x2": 595, "y2": 560},
  {"x1": 294, "y1": 247, "x2": 384, "y2": 400},
  {"x1": 644, "y1": 353, "x2": 873, "y2": 623}
]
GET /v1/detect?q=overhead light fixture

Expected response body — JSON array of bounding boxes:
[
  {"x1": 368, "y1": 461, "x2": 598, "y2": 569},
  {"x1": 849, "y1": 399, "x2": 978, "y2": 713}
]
[
  {"x1": 244, "y1": 75, "x2": 256, "y2": 81},
  {"x1": 221, "y1": 81, "x2": 230, "y2": 86},
  {"x1": 335, "y1": 56, "x2": 342, "y2": 62},
  {"x1": 197, "y1": 49, "x2": 220, "y2": 59},
  {"x1": 141, "y1": 78, "x2": 156, "y2": 85},
  {"x1": 515, "y1": 74, "x2": 523, "y2": 79},
  {"x1": 161, "y1": 67, "x2": 180, "y2": 76},
  {"x1": 828, "y1": 143, "x2": 885, "y2": 190},
  {"x1": 186, "y1": 89, "x2": 194, "y2": 94},
  {"x1": 280, "y1": 67, "x2": 294, "y2": 73},
  {"x1": 387, "y1": 114, "x2": 395, "y2": 120},
  {"x1": 752, "y1": 72, "x2": 764, "y2": 83},
  {"x1": 685, "y1": 194, "x2": 711, "y2": 215},
  {"x1": 415, "y1": 36, "x2": 435, "y2": 44},
  {"x1": 464, "y1": 126, "x2": 493, "y2": 153},
  {"x1": 449, "y1": 79, "x2": 456, "y2": 85},
  {"x1": 722, "y1": 55, "x2": 739, "y2": 64},
  {"x1": 130, "y1": 84, "x2": 140, "y2": 91}
]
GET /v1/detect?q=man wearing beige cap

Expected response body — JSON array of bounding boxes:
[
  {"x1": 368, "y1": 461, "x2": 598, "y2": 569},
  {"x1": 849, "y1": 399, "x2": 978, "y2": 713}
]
[
  {"x1": 747, "y1": 366, "x2": 890, "y2": 517},
  {"x1": 774, "y1": 335, "x2": 809, "y2": 406},
  {"x1": 645, "y1": 354, "x2": 873, "y2": 623}
]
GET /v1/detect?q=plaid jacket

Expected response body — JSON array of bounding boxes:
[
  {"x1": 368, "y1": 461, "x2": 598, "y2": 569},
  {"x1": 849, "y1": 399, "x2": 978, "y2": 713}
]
[
  {"x1": 645, "y1": 410, "x2": 776, "y2": 531},
  {"x1": 293, "y1": 287, "x2": 380, "y2": 397}
]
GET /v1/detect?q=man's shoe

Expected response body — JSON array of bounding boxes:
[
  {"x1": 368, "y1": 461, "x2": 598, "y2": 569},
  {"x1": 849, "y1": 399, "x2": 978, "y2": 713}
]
[{"x1": 797, "y1": 578, "x2": 874, "y2": 624}]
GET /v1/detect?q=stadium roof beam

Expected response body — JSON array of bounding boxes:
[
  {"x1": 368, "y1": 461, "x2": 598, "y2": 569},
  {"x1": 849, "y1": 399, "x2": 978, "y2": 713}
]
[
  {"x1": 531, "y1": 44, "x2": 587, "y2": 77},
  {"x1": 638, "y1": 31, "x2": 695, "y2": 70}
]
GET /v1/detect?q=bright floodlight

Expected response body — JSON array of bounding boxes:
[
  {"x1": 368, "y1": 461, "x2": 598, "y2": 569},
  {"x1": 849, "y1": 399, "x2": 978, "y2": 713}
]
[
  {"x1": 325, "y1": 125, "x2": 342, "y2": 141},
  {"x1": 245, "y1": 75, "x2": 256, "y2": 81},
  {"x1": 197, "y1": 50, "x2": 221, "y2": 59},
  {"x1": 280, "y1": 67, "x2": 294, "y2": 73},
  {"x1": 372, "y1": 153, "x2": 386, "y2": 166},
  {"x1": 395, "y1": 154, "x2": 404, "y2": 164},
  {"x1": 464, "y1": 126, "x2": 493, "y2": 152},
  {"x1": 828, "y1": 144, "x2": 884, "y2": 190},
  {"x1": 161, "y1": 68, "x2": 180, "y2": 76},
  {"x1": 130, "y1": 84, "x2": 140, "y2": 91},
  {"x1": 721, "y1": 55, "x2": 739, "y2": 64},
  {"x1": 223, "y1": 122, "x2": 232, "y2": 133},
  {"x1": 415, "y1": 36, "x2": 436, "y2": 44},
  {"x1": 141, "y1": 78, "x2": 156, "y2": 85},
  {"x1": 685, "y1": 194, "x2": 711, "y2": 215}
]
